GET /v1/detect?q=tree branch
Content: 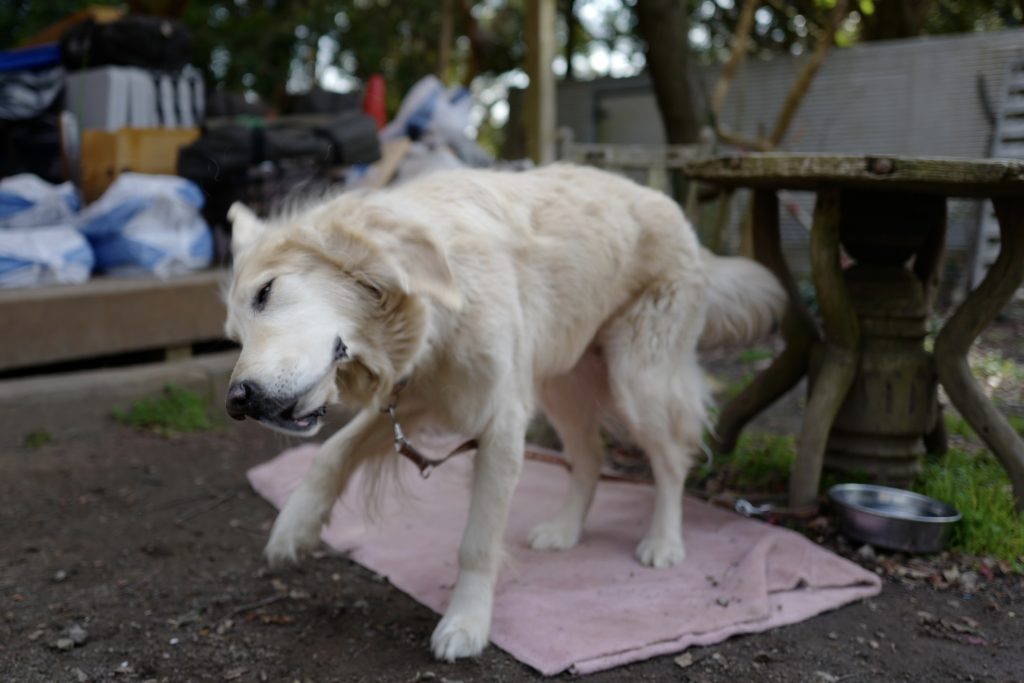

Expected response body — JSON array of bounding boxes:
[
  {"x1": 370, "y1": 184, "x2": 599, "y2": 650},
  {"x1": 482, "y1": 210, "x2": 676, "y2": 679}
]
[
  {"x1": 768, "y1": 0, "x2": 848, "y2": 146},
  {"x1": 710, "y1": 0, "x2": 760, "y2": 116}
]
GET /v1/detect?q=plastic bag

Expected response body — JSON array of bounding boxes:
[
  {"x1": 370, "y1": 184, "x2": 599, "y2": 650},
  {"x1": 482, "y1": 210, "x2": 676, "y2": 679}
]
[
  {"x1": 381, "y1": 75, "x2": 492, "y2": 167},
  {"x1": 0, "y1": 174, "x2": 81, "y2": 228},
  {"x1": 76, "y1": 173, "x2": 212, "y2": 277},
  {"x1": 0, "y1": 225, "x2": 93, "y2": 288}
]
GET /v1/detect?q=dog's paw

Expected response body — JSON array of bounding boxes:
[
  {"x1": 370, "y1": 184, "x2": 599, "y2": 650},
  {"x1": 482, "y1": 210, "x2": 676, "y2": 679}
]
[
  {"x1": 636, "y1": 535, "x2": 685, "y2": 568},
  {"x1": 527, "y1": 517, "x2": 581, "y2": 551},
  {"x1": 264, "y1": 503, "x2": 323, "y2": 567},
  {"x1": 431, "y1": 612, "x2": 489, "y2": 661}
]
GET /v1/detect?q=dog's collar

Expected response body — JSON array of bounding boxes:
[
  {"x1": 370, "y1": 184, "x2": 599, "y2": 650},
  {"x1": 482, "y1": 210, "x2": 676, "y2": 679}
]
[{"x1": 382, "y1": 378, "x2": 477, "y2": 478}]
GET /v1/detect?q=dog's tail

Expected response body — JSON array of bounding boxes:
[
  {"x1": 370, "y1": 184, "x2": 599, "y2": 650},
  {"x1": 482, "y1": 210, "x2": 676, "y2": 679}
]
[{"x1": 699, "y1": 247, "x2": 788, "y2": 348}]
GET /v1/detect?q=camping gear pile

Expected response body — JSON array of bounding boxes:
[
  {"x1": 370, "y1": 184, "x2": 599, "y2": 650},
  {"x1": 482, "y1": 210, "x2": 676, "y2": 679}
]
[
  {"x1": 0, "y1": 9, "x2": 215, "y2": 286},
  {"x1": 0, "y1": 172, "x2": 210, "y2": 287},
  {"x1": 0, "y1": 10, "x2": 519, "y2": 288}
]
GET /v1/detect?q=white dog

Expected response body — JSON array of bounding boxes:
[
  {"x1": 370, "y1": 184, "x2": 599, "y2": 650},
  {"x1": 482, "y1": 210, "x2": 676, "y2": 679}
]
[{"x1": 223, "y1": 164, "x2": 786, "y2": 660}]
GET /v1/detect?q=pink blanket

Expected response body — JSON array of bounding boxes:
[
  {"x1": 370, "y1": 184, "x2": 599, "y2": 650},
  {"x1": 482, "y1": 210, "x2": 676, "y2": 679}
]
[{"x1": 249, "y1": 444, "x2": 880, "y2": 675}]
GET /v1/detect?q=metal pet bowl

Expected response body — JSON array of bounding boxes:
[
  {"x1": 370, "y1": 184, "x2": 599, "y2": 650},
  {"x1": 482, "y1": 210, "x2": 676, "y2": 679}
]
[{"x1": 828, "y1": 483, "x2": 962, "y2": 554}]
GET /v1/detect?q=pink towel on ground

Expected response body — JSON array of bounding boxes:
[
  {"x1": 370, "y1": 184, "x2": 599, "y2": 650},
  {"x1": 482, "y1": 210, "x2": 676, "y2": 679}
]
[{"x1": 248, "y1": 444, "x2": 881, "y2": 676}]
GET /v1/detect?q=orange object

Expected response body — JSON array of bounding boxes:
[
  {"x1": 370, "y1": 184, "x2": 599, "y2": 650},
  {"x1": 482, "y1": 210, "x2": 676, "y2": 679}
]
[{"x1": 363, "y1": 74, "x2": 387, "y2": 130}]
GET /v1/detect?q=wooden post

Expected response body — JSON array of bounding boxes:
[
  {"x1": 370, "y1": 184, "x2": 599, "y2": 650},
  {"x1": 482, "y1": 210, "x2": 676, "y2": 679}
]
[{"x1": 525, "y1": 0, "x2": 557, "y2": 165}]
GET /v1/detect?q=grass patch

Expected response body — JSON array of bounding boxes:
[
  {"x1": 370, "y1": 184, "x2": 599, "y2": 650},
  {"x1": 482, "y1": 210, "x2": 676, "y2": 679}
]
[
  {"x1": 1009, "y1": 414, "x2": 1024, "y2": 436},
  {"x1": 913, "y1": 446, "x2": 1024, "y2": 569},
  {"x1": 737, "y1": 347, "x2": 774, "y2": 364},
  {"x1": 113, "y1": 384, "x2": 214, "y2": 436},
  {"x1": 970, "y1": 349, "x2": 1024, "y2": 387},
  {"x1": 723, "y1": 372, "x2": 755, "y2": 400},
  {"x1": 23, "y1": 430, "x2": 52, "y2": 449},
  {"x1": 702, "y1": 432, "x2": 872, "y2": 495},
  {"x1": 698, "y1": 432, "x2": 795, "y2": 493},
  {"x1": 944, "y1": 410, "x2": 1024, "y2": 440},
  {"x1": 944, "y1": 411, "x2": 975, "y2": 440}
]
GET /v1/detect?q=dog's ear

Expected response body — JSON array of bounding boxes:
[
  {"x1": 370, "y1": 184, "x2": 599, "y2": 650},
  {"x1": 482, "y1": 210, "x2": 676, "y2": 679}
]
[
  {"x1": 228, "y1": 202, "x2": 264, "y2": 254},
  {"x1": 388, "y1": 231, "x2": 462, "y2": 310},
  {"x1": 324, "y1": 210, "x2": 462, "y2": 310}
]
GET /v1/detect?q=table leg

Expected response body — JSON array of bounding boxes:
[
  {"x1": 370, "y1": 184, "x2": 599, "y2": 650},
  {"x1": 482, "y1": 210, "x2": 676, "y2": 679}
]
[
  {"x1": 934, "y1": 198, "x2": 1024, "y2": 512},
  {"x1": 711, "y1": 190, "x2": 820, "y2": 455},
  {"x1": 912, "y1": 200, "x2": 947, "y2": 311},
  {"x1": 915, "y1": 200, "x2": 951, "y2": 455},
  {"x1": 790, "y1": 188, "x2": 861, "y2": 510}
]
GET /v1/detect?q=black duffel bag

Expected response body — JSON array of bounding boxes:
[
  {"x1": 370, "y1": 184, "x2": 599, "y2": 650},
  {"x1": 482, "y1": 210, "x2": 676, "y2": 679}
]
[
  {"x1": 178, "y1": 110, "x2": 382, "y2": 183},
  {"x1": 60, "y1": 16, "x2": 190, "y2": 71}
]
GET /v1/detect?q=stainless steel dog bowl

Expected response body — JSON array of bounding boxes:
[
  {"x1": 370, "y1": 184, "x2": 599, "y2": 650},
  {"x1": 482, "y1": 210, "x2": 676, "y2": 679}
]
[{"x1": 828, "y1": 483, "x2": 961, "y2": 553}]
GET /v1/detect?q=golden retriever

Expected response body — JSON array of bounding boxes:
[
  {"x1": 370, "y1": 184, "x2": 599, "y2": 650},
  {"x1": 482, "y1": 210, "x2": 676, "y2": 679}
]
[{"x1": 222, "y1": 164, "x2": 786, "y2": 660}]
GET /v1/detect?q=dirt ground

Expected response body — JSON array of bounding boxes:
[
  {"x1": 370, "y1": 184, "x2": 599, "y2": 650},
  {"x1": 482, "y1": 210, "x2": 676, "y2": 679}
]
[
  {"x1": 4, "y1": 304, "x2": 1024, "y2": 682},
  {"x1": 2, "y1": 417, "x2": 1023, "y2": 683}
]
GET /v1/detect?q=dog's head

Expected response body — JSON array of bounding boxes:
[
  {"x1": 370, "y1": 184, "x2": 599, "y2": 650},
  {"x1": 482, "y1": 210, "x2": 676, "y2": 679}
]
[{"x1": 222, "y1": 199, "x2": 460, "y2": 436}]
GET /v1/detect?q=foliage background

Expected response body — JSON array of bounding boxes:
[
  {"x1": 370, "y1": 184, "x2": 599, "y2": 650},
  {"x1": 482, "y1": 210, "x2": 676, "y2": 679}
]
[{"x1": 3, "y1": 0, "x2": 1021, "y2": 117}]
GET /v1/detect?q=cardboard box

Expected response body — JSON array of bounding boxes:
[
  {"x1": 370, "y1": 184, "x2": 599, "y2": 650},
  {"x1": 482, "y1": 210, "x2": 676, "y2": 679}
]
[{"x1": 80, "y1": 127, "x2": 199, "y2": 201}]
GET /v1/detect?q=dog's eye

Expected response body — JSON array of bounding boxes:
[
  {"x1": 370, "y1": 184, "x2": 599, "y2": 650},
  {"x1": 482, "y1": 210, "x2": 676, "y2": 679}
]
[
  {"x1": 254, "y1": 279, "x2": 274, "y2": 311},
  {"x1": 356, "y1": 279, "x2": 383, "y2": 302}
]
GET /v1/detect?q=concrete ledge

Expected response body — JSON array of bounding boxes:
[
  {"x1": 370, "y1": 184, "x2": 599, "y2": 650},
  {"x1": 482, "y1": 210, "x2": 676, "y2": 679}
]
[{"x1": 0, "y1": 351, "x2": 238, "y2": 449}]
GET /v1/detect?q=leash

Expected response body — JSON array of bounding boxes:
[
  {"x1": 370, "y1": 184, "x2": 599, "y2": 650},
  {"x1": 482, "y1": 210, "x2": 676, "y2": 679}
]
[
  {"x1": 383, "y1": 380, "x2": 478, "y2": 479},
  {"x1": 382, "y1": 381, "x2": 652, "y2": 483}
]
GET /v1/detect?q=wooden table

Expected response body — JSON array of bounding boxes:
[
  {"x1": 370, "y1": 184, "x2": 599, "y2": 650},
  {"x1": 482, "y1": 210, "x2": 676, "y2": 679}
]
[{"x1": 683, "y1": 154, "x2": 1024, "y2": 513}]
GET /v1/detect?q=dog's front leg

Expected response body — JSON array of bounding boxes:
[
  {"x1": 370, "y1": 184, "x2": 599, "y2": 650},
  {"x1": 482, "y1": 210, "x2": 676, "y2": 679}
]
[
  {"x1": 431, "y1": 411, "x2": 527, "y2": 661},
  {"x1": 265, "y1": 409, "x2": 391, "y2": 565}
]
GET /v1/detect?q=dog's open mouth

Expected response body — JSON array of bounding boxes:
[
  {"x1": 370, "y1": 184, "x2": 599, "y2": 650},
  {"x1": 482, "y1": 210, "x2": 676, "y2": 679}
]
[{"x1": 260, "y1": 402, "x2": 328, "y2": 434}]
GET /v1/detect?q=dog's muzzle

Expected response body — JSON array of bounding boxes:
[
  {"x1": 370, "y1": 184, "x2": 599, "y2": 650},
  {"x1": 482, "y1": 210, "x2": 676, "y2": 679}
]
[{"x1": 225, "y1": 380, "x2": 326, "y2": 433}]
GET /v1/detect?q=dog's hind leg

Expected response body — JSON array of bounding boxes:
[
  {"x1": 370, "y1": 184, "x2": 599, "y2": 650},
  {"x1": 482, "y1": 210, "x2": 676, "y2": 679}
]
[
  {"x1": 603, "y1": 279, "x2": 709, "y2": 568},
  {"x1": 431, "y1": 404, "x2": 528, "y2": 661},
  {"x1": 264, "y1": 409, "x2": 392, "y2": 565},
  {"x1": 528, "y1": 349, "x2": 607, "y2": 551}
]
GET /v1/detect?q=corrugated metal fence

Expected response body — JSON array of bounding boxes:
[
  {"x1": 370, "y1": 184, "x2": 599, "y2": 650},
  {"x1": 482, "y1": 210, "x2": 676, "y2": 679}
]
[{"x1": 557, "y1": 29, "x2": 1024, "y2": 275}]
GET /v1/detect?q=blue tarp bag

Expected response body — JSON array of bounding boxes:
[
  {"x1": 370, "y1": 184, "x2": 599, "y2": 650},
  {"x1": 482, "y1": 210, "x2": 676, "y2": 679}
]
[
  {"x1": 0, "y1": 226, "x2": 93, "y2": 288},
  {"x1": 76, "y1": 173, "x2": 213, "y2": 277},
  {"x1": 0, "y1": 174, "x2": 80, "y2": 228}
]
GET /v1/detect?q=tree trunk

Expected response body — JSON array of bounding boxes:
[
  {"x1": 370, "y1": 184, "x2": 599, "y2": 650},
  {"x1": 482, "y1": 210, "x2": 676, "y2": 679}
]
[
  {"x1": 860, "y1": 0, "x2": 933, "y2": 41},
  {"x1": 438, "y1": 0, "x2": 454, "y2": 79},
  {"x1": 633, "y1": 0, "x2": 702, "y2": 145},
  {"x1": 562, "y1": 0, "x2": 579, "y2": 81},
  {"x1": 633, "y1": 0, "x2": 703, "y2": 203}
]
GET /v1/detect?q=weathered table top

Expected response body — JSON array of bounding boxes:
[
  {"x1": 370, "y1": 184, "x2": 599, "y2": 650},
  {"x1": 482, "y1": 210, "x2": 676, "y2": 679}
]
[{"x1": 682, "y1": 153, "x2": 1024, "y2": 199}]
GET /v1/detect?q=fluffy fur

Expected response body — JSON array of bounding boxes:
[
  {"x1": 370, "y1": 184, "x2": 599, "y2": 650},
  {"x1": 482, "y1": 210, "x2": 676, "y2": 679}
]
[{"x1": 223, "y1": 164, "x2": 787, "y2": 661}]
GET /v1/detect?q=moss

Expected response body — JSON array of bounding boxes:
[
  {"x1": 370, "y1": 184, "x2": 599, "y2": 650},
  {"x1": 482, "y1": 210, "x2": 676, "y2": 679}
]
[
  {"x1": 22, "y1": 430, "x2": 53, "y2": 449},
  {"x1": 113, "y1": 384, "x2": 214, "y2": 436}
]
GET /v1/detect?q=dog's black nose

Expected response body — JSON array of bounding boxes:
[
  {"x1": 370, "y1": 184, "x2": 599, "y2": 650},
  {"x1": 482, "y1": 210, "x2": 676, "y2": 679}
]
[{"x1": 226, "y1": 380, "x2": 256, "y2": 420}]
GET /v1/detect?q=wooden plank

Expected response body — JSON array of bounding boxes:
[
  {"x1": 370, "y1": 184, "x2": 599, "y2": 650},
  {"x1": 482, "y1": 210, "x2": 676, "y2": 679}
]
[
  {"x1": 683, "y1": 153, "x2": 1024, "y2": 199},
  {"x1": 367, "y1": 137, "x2": 412, "y2": 188},
  {"x1": 560, "y1": 141, "x2": 707, "y2": 168},
  {"x1": 0, "y1": 270, "x2": 227, "y2": 372}
]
